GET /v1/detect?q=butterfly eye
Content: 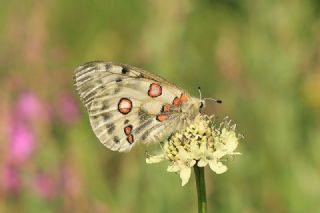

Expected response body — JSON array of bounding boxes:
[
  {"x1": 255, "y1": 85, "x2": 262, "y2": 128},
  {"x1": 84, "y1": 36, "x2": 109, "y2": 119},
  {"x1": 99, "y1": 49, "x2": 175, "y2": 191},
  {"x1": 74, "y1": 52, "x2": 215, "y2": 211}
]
[{"x1": 200, "y1": 101, "x2": 204, "y2": 109}]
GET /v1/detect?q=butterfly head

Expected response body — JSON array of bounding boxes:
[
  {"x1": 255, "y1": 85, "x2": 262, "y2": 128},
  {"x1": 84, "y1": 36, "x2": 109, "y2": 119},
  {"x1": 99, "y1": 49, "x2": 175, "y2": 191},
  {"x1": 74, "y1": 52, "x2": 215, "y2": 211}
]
[
  {"x1": 197, "y1": 87, "x2": 222, "y2": 113},
  {"x1": 199, "y1": 99, "x2": 205, "y2": 112}
]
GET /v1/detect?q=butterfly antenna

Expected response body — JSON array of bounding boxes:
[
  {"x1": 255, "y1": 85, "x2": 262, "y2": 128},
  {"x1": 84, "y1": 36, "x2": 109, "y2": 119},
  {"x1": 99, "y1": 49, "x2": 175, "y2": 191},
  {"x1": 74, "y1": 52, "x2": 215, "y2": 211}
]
[
  {"x1": 204, "y1": 97, "x2": 222, "y2": 104},
  {"x1": 198, "y1": 86, "x2": 222, "y2": 104}
]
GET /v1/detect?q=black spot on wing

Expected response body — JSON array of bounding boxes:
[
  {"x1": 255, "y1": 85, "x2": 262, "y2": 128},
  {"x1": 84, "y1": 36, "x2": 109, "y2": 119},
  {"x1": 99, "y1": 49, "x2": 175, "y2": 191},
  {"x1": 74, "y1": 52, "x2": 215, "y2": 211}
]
[
  {"x1": 101, "y1": 101, "x2": 110, "y2": 110},
  {"x1": 106, "y1": 123, "x2": 115, "y2": 134},
  {"x1": 105, "y1": 63, "x2": 112, "y2": 71},
  {"x1": 113, "y1": 87, "x2": 121, "y2": 94},
  {"x1": 122, "y1": 67, "x2": 129, "y2": 74},
  {"x1": 113, "y1": 136, "x2": 120, "y2": 143},
  {"x1": 102, "y1": 113, "x2": 112, "y2": 121}
]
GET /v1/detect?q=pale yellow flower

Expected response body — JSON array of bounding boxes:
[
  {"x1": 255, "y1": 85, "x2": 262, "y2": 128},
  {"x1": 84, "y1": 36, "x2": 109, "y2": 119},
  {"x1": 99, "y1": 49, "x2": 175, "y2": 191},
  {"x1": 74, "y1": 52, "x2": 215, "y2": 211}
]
[{"x1": 146, "y1": 115, "x2": 241, "y2": 186}]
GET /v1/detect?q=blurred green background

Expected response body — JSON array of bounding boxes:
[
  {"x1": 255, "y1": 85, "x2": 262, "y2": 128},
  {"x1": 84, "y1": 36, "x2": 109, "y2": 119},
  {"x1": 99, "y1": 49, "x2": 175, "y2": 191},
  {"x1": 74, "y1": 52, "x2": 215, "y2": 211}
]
[{"x1": 0, "y1": 0, "x2": 319, "y2": 212}]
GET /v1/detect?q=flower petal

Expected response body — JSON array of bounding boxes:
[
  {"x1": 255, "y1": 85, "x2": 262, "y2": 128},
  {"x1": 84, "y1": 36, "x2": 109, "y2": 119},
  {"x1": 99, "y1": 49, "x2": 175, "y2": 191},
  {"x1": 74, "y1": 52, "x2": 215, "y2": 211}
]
[
  {"x1": 208, "y1": 160, "x2": 227, "y2": 174},
  {"x1": 189, "y1": 160, "x2": 196, "y2": 167},
  {"x1": 180, "y1": 167, "x2": 191, "y2": 186},
  {"x1": 197, "y1": 159, "x2": 208, "y2": 167},
  {"x1": 146, "y1": 154, "x2": 165, "y2": 164},
  {"x1": 167, "y1": 163, "x2": 180, "y2": 172}
]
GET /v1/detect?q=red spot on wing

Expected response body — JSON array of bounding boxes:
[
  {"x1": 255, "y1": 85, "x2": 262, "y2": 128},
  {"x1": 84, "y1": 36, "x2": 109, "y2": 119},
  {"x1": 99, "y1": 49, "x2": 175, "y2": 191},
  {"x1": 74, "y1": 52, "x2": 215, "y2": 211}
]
[
  {"x1": 127, "y1": 134, "x2": 134, "y2": 144},
  {"x1": 118, "y1": 98, "x2": 132, "y2": 114},
  {"x1": 173, "y1": 97, "x2": 182, "y2": 107},
  {"x1": 124, "y1": 125, "x2": 133, "y2": 135},
  {"x1": 156, "y1": 114, "x2": 168, "y2": 122},
  {"x1": 148, "y1": 83, "x2": 162, "y2": 98},
  {"x1": 162, "y1": 104, "x2": 171, "y2": 113},
  {"x1": 180, "y1": 93, "x2": 189, "y2": 103},
  {"x1": 173, "y1": 93, "x2": 189, "y2": 107}
]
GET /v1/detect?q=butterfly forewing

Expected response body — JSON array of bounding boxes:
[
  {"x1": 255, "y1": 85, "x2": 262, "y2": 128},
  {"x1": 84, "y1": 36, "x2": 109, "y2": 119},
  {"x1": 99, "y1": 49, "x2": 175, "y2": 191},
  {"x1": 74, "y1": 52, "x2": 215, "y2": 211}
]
[{"x1": 74, "y1": 61, "x2": 196, "y2": 152}]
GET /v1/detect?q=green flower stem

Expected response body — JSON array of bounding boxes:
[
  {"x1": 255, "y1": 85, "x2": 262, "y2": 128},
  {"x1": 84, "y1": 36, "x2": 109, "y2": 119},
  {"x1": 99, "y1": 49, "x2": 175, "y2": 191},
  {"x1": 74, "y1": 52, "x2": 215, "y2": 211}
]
[{"x1": 194, "y1": 165, "x2": 207, "y2": 213}]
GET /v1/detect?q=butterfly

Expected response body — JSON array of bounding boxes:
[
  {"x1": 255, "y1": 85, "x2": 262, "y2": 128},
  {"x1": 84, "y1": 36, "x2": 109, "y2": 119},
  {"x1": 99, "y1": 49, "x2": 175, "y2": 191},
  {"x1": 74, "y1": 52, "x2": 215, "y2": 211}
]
[{"x1": 73, "y1": 61, "x2": 207, "y2": 152}]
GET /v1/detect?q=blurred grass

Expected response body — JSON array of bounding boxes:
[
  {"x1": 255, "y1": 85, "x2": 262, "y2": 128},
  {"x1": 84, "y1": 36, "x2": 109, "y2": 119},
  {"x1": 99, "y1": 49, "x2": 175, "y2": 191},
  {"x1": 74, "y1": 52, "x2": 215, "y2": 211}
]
[{"x1": 0, "y1": 0, "x2": 319, "y2": 212}]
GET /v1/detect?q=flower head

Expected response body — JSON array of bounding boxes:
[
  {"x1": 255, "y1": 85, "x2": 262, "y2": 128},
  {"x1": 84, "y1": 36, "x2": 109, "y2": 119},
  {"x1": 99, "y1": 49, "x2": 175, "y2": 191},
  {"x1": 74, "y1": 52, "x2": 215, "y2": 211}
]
[
  {"x1": 146, "y1": 115, "x2": 241, "y2": 186},
  {"x1": 15, "y1": 91, "x2": 50, "y2": 121},
  {"x1": 34, "y1": 173, "x2": 56, "y2": 200},
  {"x1": 1, "y1": 163, "x2": 21, "y2": 194},
  {"x1": 9, "y1": 120, "x2": 35, "y2": 163}
]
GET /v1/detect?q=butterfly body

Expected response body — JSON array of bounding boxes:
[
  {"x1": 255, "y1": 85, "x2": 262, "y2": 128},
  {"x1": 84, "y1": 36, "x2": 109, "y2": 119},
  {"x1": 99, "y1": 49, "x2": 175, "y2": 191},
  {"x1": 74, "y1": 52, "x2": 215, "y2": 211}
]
[{"x1": 74, "y1": 61, "x2": 204, "y2": 152}]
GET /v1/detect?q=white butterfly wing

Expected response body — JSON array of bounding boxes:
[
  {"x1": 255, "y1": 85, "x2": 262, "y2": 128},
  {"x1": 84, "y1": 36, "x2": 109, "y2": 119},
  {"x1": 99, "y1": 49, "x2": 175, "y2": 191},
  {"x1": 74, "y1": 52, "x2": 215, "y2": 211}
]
[{"x1": 74, "y1": 61, "x2": 196, "y2": 152}]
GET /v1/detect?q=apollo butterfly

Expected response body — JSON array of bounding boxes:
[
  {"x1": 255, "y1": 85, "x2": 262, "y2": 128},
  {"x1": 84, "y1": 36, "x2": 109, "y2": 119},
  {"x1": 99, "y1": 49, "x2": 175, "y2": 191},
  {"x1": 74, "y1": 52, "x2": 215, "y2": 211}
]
[{"x1": 73, "y1": 61, "x2": 207, "y2": 152}]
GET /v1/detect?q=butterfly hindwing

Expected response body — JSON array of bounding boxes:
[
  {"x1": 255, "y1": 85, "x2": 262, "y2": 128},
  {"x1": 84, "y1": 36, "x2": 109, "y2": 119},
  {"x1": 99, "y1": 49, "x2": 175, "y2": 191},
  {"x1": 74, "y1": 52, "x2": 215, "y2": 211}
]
[{"x1": 74, "y1": 61, "x2": 193, "y2": 152}]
